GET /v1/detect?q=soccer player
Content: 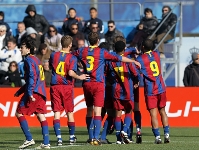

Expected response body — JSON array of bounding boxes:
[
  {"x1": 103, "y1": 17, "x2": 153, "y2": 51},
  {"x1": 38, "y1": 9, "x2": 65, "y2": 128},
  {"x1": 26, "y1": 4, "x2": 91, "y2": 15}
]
[
  {"x1": 72, "y1": 32, "x2": 141, "y2": 145},
  {"x1": 14, "y1": 37, "x2": 50, "y2": 149},
  {"x1": 114, "y1": 36, "x2": 142, "y2": 144},
  {"x1": 136, "y1": 39, "x2": 170, "y2": 144},
  {"x1": 106, "y1": 41, "x2": 140, "y2": 144},
  {"x1": 49, "y1": 35, "x2": 89, "y2": 146}
]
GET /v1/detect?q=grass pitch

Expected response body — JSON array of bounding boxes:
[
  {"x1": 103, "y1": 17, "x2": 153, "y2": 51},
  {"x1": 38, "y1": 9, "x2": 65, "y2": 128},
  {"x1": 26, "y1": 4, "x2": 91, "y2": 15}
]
[{"x1": 0, "y1": 127, "x2": 199, "y2": 150}]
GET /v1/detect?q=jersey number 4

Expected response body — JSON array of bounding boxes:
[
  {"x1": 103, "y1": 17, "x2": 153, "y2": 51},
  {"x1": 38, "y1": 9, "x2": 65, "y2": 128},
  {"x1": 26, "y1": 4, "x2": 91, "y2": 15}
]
[
  {"x1": 38, "y1": 65, "x2": 45, "y2": 81},
  {"x1": 150, "y1": 61, "x2": 160, "y2": 76},
  {"x1": 86, "y1": 56, "x2": 94, "y2": 71},
  {"x1": 56, "y1": 61, "x2": 66, "y2": 76}
]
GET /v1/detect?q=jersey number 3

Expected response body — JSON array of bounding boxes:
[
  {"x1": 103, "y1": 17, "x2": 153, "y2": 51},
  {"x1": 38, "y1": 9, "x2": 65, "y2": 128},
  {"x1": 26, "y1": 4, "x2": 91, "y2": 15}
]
[
  {"x1": 38, "y1": 65, "x2": 45, "y2": 81},
  {"x1": 86, "y1": 56, "x2": 94, "y2": 71},
  {"x1": 56, "y1": 61, "x2": 66, "y2": 76},
  {"x1": 150, "y1": 61, "x2": 160, "y2": 76}
]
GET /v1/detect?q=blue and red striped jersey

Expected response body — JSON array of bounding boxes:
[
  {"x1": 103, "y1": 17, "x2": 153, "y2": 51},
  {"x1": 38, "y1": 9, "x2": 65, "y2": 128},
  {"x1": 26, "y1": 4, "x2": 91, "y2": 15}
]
[
  {"x1": 50, "y1": 51, "x2": 77, "y2": 85},
  {"x1": 16, "y1": 55, "x2": 46, "y2": 99},
  {"x1": 72, "y1": 46, "x2": 122, "y2": 83},
  {"x1": 107, "y1": 59, "x2": 140, "y2": 101},
  {"x1": 136, "y1": 50, "x2": 166, "y2": 95}
]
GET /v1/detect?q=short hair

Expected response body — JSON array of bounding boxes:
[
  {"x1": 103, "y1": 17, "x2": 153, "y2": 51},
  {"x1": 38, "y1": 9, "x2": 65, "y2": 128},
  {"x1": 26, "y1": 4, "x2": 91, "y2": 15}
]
[
  {"x1": 17, "y1": 22, "x2": 25, "y2": 25},
  {"x1": 99, "y1": 42, "x2": 109, "y2": 51},
  {"x1": 162, "y1": 6, "x2": 171, "y2": 12},
  {"x1": 68, "y1": 8, "x2": 76, "y2": 14},
  {"x1": 7, "y1": 38, "x2": 16, "y2": 44},
  {"x1": 0, "y1": 11, "x2": 4, "y2": 17},
  {"x1": 142, "y1": 39, "x2": 153, "y2": 52},
  {"x1": 0, "y1": 25, "x2": 7, "y2": 31},
  {"x1": 90, "y1": 21, "x2": 98, "y2": 27},
  {"x1": 70, "y1": 23, "x2": 78, "y2": 30},
  {"x1": 61, "y1": 35, "x2": 73, "y2": 48},
  {"x1": 108, "y1": 20, "x2": 115, "y2": 25},
  {"x1": 39, "y1": 43, "x2": 47, "y2": 53},
  {"x1": 88, "y1": 32, "x2": 99, "y2": 46},
  {"x1": 21, "y1": 36, "x2": 36, "y2": 55},
  {"x1": 114, "y1": 36, "x2": 126, "y2": 45},
  {"x1": 144, "y1": 8, "x2": 153, "y2": 15},
  {"x1": 115, "y1": 41, "x2": 126, "y2": 53},
  {"x1": 48, "y1": 25, "x2": 58, "y2": 36},
  {"x1": 90, "y1": 7, "x2": 97, "y2": 12}
]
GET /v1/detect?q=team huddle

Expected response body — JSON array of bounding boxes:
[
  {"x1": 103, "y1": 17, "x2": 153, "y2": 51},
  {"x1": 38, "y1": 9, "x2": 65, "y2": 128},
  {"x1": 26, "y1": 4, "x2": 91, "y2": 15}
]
[{"x1": 14, "y1": 32, "x2": 170, "y2": 149}]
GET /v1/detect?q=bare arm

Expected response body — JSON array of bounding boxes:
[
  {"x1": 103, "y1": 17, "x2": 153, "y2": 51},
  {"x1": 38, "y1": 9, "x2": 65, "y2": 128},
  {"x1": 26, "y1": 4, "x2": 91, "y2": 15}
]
[
  {"x1": 68, "y1": 70, "x2": 90, "y2": 80},
  {"x1": 121, "y1": 56, "x2": 141, "y2": 68}
]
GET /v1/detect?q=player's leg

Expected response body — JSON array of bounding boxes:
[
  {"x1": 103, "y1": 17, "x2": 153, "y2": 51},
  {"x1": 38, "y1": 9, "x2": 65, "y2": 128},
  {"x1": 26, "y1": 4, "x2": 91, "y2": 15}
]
[
  {"x1": 15, "y1": 95, "x2": 35, "y2": 149},
  {"x1": 16, "y1": 112, "x2": 35, "y2": 149},
  {"x1": 92, "y1": 82, "x2": 105, "y2": 145},
  {"x1": 121, "y1": 100, "x2": 134, "y2": 144},
  {"x1": 134, "y1": 102, "x2": 142, "y2": 144},
  {"x1": 50, "y1": 86, "x2": 63, "y2": 145},
  {"x1": 36, "y1": 113, "x2": 50, "y2": 149},
  {"x1": 158, "y1": 92, "x2": 170, "y2": 143},
  {"x1": 53, "y1": 112, "x2": 62, "y2": 145},
  {"x1": 100, "y1": 108, "x2": 114, "y2": 144},
  {"x1": 149, "y1": 108, "x2": 162, "y2": 144},
  {"x1": 101, "y1": 107, "x2": 107, "y2": 120},
  {"x1": 146, "y1": 95, "x2": 162, "y2": 144},
  {"x1": 66, "y1": 112, "x2": 76, "y2": 144},
  {"x1": 115, "y1": 109, "x2": 123, "y2": 144},
  {"x1": 127, "y1": 120, "x2": 133, "y2": 143},
  {"x1": 83, "y1": 83, "x2": 94, "y2": 144}
]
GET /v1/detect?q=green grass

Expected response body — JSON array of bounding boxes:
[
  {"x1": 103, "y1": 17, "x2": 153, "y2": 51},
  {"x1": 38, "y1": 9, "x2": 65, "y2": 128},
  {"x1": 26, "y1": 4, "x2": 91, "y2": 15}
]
[{"x1": 1, "y1": 127, "x2": 199, "y2": 150}]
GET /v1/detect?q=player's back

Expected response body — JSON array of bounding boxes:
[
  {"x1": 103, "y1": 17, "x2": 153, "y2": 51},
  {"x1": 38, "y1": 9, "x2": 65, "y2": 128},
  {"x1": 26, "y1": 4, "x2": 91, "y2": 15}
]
[
  {"x1": 50, "y1": 51, "x2": 77, "y2": 85},
  {"x1": 136, "y1": 50, "x2": 166, "y2": 95},
  {"x1": 73, "y1": 46, "x2": 121, "y2": 83},
  {"x1": 24, "y1": 55, "x2": 46, "y2": 98},
  {"x1": 107, "y1": 60, "x2": 139, "y2": 101}
]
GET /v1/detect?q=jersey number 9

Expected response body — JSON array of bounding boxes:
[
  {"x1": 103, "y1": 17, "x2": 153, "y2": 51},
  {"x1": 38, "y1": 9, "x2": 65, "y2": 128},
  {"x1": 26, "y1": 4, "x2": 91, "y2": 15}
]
[
  {"x1": 150, "y1": 61, "x2": 160, "y2": 76},
  {"x1": 56, "y1": 61, "x2": 66, "y2": 76}
]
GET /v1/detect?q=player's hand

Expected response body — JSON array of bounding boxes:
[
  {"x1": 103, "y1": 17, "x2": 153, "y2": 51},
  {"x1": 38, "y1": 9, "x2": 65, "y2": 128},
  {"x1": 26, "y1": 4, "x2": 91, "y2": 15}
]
[
  {"x1": 14, "y1": 92, "x2": 19, "y2": 97},
  {"x1": 134, "y1": 61, "x2": 141, "y2": 69},
  {"x1": 135, "y1": 47, "x2": 140, "y2": 54},
  {"x1": 29, "y1": 95, "x2": 36, "y2": 101},
  {"x1": 134, "y1": 82, "x2": 139, "y2": 89},
  {"x1": 38, "y1": 32, "x2": 43, "y2": 35},
  {"x1": 79, "y1": 74, "x2": 90, "y2": 80}
]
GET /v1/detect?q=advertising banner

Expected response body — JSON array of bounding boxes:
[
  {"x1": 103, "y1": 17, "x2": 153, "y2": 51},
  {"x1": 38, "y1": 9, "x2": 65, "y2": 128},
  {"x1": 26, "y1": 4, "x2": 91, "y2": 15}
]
[{"x1": 1, "y1": 88, "x2": 199, "y2": 127}]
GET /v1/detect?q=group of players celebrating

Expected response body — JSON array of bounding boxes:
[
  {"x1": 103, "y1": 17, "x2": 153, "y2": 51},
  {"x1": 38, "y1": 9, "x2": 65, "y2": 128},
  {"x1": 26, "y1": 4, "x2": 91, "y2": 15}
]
[{"x1": 14, "y1": 32, "x2": 170, "y2": 149}]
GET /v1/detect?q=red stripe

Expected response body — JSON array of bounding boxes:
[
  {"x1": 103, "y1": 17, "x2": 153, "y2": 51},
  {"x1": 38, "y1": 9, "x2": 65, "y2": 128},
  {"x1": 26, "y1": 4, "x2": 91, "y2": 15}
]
[
  {"x1": 53, "y1": 119, "x2": 60, "y2": 125},
  {"x1": 68, "y1": 122, "x2": 75, "y2": 126},
  {"x1": 94, "y1": 116, "x2": 101, "y2": 120},
  {"x1": 125, "y1": 114, "x2": 132, "y2": 118},
  {"x1": 92, "y1": 47, "x2": 100, "y2": 82},
  {"x1": 18, "y1": 116, "x2": 26, "y2": 122},
  {"x1": 115, "y1": 117, "x2": 121, "y2": 122},
  {"x1": 124, "y1": 63, "x2": 131, "y2": 100},
  {"x1": 41, "y1": 120, "x2": 48, "y2": 126}
]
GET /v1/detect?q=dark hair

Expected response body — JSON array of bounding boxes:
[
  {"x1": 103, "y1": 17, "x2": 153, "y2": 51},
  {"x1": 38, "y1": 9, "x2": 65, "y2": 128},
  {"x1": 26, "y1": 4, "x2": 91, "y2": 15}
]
[
  {"x1": 114, "y1": 36, "x2": 126, "y2": 45},
  {"x1": 8, "y1": 61, "x2": 18, "y2": 71},
  {"x1": 0, "y1": 11, "x2": 4, "y2": 18},
  {"x1": 142, "y1": 39, "x2": 153, "y2": 52},
  {"x1": 108, "y1": 20, "x2": 115, "y2": 25},
  {"x1": 88, "y1": 32, "x2": 99, "y2": 46},
  {"x1": 61, "y1": 35, "x2": 73, "y2": 48},
  {"x1": 7, "y1": 38, "x2": 16, "y2": 44},
  {"x1": 39, "y1": 43, "x2": 47, "y2": 53},
  {"x1": 48, "y1": 25, "x2": 58, "y2": 36},
  {"x1": 68, "y1": 8, "x2": 76, "y2": 14},
  {"x1": 144, "y1": 8, "x2": 153, "y2": 15},
  {"x1": 70, "y1": 23, "x2": 78, "y2": 30},
  {"x1": 90, "y1": 7, "x2": 97, "y2": 12},
  {"x1": 162, "y1": 6, "x2": 171, "y2": 12},
  {"x1": 115, "y1": 41, "x2": 125, "y2": 53},
  {"x1": 99, "y1": 42, "x2": 109, "y2": 51},
  {"x1": 21, "y1": 36, "x2": 36, "y2": 55},
  {"x1": 90, "y1": 21, "x2": 98, "y2": 27}
]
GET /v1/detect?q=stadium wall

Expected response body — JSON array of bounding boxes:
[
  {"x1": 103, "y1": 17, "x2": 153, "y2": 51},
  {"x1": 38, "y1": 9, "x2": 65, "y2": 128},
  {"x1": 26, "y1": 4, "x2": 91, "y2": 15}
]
[{"x1": 0, "y1": 87, "x2": 199, "y2": 127}]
